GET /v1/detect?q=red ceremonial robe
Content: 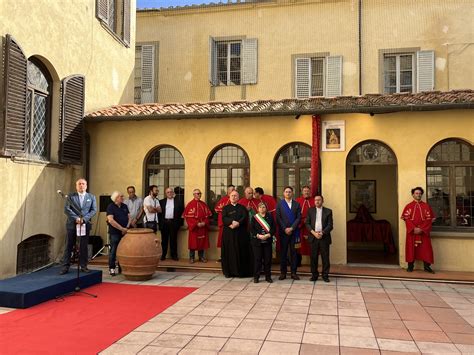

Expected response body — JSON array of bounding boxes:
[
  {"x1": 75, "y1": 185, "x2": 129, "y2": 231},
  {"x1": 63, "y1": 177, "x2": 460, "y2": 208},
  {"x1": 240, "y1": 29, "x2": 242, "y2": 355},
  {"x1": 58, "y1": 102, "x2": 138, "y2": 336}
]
[
  {"x1": 184, "y1": 199, "x2": 212, "y2": 250},
  {"x1": 296, "y1": 196, "x2": 315, "y2": 255},
  {"x1": 401, "y1": 200, "x2": 434, "y2": 264},
  {"x1": 215, "y1": 195, "x2": 231, "y2": 248},
  {"x1": 238, "y1": 197, "x2": 261, "y2": 214}
]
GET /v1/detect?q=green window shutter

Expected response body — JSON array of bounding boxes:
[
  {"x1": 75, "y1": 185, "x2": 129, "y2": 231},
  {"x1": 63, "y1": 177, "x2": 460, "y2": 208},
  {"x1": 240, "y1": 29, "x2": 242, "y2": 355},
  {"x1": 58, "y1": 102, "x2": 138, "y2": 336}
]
[
  {"x1": 2, "y1": 34, "x2": 27, "y2": 156},
  {"x1": 60, "y1": 75, "x2": 85, "y2": 165},
  {"x1": 295, "y1": 57, "x2": 311, "y2": 99},
  {"x1": 122, "y1": 0, "x2": 131, "y2": 46},
  {"x1": 96, "y1": 0, "x2": 109, "y2": 22},
  {"x1": 141, "y1": 45, "x2": 155, "y2": 103},
  {"x1": 242, "y1": 38, "x2": 258, "y2": 85},
  {"x1": 325, "y1": 55, "x2": 342, "y2": 97},
  {"x1": 417, "y1": 50, "x2": 434, "y2": 92},
  {"x1": 209, "y1": 37, "x2": 217, "y2": 86}
]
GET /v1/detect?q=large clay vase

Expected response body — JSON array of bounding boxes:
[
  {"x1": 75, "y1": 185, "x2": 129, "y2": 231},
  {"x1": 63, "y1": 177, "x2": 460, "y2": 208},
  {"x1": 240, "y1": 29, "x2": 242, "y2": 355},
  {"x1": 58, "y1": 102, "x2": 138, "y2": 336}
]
[{"x1": 117, "y1": 228, "x2": 162, "y2": 281}]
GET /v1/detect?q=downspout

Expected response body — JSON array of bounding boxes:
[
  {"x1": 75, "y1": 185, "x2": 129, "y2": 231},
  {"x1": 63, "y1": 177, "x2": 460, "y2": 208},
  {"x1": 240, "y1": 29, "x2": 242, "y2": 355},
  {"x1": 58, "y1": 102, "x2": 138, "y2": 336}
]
[{"x1": 358, "y1": 0, "x2": 362, "y2": 96}]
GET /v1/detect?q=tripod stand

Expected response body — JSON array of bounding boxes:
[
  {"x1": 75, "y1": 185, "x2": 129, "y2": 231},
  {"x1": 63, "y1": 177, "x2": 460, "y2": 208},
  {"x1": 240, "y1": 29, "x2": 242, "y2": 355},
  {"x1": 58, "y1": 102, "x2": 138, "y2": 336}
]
[{"x1": 59, "y1": 192, "x2": 97, "y2": 298}]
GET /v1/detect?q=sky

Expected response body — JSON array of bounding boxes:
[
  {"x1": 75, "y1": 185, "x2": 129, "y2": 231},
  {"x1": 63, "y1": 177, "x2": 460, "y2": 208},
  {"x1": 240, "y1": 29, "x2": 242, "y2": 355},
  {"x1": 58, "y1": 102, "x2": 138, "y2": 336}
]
[{"x1": 137, "y1": 0, "x2": 216, "y2": 9}]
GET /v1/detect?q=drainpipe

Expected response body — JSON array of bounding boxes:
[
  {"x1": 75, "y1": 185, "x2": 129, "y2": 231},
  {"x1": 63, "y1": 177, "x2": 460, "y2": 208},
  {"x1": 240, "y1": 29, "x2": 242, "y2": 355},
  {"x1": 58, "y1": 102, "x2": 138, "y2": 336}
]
[{"x1": 358, "y1": 0, "x2": 362, "y2": 96}]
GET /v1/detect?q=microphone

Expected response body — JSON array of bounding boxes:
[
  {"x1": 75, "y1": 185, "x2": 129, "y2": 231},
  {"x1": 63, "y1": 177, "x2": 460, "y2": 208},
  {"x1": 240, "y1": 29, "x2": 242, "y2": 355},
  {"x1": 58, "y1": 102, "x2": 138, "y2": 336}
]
[{"x1": 57, "y1": 190, "x2": 68, "y2": 198}]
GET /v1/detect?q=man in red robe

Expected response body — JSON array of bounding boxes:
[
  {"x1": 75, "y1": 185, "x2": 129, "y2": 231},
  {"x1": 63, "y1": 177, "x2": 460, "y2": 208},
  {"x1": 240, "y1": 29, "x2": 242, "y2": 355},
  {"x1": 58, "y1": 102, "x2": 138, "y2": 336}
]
[
  {"x1": 238, "y1": 187, "x2": 261, "y2": 217},
  {"x1": 296, "y1": 186, "x2": 315, "y2": 257},
  {"x1": 401, "y1": 187, "x2": 435, "y2": 273},
  {"x1": 183, "y1": 188, "x2": 212, "y2": 264},
  {"x1": 215, "y1": 185, "x2": 235, "y2": 251}
]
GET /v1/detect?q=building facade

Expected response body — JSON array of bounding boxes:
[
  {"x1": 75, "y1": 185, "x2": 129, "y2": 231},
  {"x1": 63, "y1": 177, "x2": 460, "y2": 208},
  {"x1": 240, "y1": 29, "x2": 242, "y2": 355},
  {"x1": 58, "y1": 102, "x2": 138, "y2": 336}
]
[{"x1": 0, "y1": 0, "x2": 136, "y2": 278}]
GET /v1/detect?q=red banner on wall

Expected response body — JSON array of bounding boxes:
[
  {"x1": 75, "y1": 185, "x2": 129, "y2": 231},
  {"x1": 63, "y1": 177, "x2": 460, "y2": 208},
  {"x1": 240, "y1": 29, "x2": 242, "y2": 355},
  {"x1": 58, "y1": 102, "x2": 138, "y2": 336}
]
[{"x1": 311, "y1": 114, "x2": 321, "y2": 196}]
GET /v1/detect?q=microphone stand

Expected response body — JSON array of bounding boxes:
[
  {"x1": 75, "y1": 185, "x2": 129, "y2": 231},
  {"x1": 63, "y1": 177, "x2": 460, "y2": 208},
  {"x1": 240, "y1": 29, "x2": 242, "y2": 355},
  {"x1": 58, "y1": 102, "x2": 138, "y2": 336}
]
[{"x1": 59, "y1": 192, "x2": 97, "y2": 298}]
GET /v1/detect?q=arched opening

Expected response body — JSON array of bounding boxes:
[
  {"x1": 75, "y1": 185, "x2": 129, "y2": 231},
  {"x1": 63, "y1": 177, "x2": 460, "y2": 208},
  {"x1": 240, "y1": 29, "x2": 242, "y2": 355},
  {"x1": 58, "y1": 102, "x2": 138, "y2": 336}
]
[
  {"x1": 17, "y1": 234, "x2": 53, "y2": 274},
  {"x1": 346, "y1": 140, "x2": 398, "y2": 265}
]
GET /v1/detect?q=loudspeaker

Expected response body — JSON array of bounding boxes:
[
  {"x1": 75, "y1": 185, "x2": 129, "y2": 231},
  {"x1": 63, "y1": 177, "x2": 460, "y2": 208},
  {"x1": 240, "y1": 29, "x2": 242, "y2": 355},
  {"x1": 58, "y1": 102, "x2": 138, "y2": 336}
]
[{"x1": 99, "y1": 195, "x2": 111, "y2": 212}]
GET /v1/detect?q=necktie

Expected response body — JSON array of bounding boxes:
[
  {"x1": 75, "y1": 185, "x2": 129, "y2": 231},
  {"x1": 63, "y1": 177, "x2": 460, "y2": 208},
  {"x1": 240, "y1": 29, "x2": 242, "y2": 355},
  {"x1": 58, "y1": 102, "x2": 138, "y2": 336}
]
[{"x1": 79, "y1": 194, "x2": 84, "y2": 207}]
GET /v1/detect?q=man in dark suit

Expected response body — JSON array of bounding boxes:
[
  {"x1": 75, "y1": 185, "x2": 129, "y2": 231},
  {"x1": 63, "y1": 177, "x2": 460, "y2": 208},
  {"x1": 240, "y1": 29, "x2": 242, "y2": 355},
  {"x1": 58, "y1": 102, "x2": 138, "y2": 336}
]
[
  {"x1": 60, "y1": 178, "x2": 97, "y2": 274},
  {"x1": 305, "y1": 195, "x2": 333, "y2": 282},
  {"x1": 159, "y1": 187, "x2": 184, "y2": 261},
  {"x1": 276, "y1": 186, "x2": 302, "y2": 280}
]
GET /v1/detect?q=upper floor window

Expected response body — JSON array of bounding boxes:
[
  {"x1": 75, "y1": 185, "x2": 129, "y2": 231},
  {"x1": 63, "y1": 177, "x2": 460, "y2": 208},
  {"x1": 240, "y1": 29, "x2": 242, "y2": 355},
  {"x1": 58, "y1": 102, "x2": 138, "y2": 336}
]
[
  {"x1": 96, "y1": 0, "x2": 131, "y2": 46},
  {"x1": 135, "y1": 43, "x2": 158, "y2": 104},
  {"x1": 26, "y1": 58, "x2": 52, "y2": 160},
  {"x1": 295, "y1": 55, "x2": 342, "y2": 98},
  {"x1": 426, "y1": 139, "x2": 474, "y2": 230},
  {"x1": 209, "y1": 38, "x2": 258, "y2": 86},
  {"x1": 380, "y1": 49, "x2": 434, "y2": 94}
]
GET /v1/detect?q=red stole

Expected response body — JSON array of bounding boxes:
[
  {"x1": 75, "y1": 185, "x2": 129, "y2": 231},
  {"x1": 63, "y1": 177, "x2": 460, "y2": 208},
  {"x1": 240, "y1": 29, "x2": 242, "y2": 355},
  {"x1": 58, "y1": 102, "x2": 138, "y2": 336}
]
[
  {"x1": 215, "y1": 196, "x2": 231, "y2": 248},
  {"x1": 296, "y1": 196, "x2": 315, "y2": 255},
  {"x1": 184, "y1": 199, "x2": 211, "y2": 250},
  {"x1": 401, "y1": 200, "x2": 434, "y2": 263}
]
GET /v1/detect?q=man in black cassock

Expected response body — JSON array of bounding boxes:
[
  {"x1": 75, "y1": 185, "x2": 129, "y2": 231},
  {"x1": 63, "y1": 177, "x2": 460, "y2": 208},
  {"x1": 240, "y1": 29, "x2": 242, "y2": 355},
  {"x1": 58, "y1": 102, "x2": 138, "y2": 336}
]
[{"x1": 221, "y1": 190, "x2": 253, "y2": 278}]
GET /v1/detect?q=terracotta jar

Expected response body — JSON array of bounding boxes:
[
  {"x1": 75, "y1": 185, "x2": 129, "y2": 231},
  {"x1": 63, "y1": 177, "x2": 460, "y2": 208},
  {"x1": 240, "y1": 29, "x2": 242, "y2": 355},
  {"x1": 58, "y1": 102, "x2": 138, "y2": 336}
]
[{"x1": 117, "y1": 228, "x2": 162, "y2": 281}]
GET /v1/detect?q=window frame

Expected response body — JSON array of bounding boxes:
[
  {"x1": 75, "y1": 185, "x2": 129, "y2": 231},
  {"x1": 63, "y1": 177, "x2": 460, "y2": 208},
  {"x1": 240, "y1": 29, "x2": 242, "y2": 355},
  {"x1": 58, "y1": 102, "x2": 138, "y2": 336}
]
[
  {"x1": 96, "y1": 0, "x2": 130, "y2": 47},
  {"x1": 426, "y1": 139, "x2": 474, "y2": 232},
  {"x1": 216, "y1": 40, "x2": 242, "y2": 86},
  {"x1": 134, "y1": 42, "x2": 160, "y2": 104},
  {"x1": 292, "y1": 52, "x2": 330, "y2": 98},
  {"x1": 383, "y1": 53, "x2": 415, "y2": 94},
  {"x1": 144, "y1": 145, "x2": 185, "y2": 200}
]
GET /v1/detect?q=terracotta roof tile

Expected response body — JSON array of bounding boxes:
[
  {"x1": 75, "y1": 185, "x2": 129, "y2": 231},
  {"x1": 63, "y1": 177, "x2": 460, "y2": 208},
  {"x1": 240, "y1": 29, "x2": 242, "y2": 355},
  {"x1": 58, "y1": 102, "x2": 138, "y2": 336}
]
[{"x1": 85, "y1": 90, "x2": 474, "y2": 121}]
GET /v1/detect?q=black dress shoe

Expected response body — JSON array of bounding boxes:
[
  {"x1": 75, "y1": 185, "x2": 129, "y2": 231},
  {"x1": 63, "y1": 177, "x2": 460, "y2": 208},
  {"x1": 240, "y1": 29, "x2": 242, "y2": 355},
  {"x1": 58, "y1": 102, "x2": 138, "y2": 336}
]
[
  {"x1": 278, "y1": 273, "x2": 286, "y2": 280},
  {"x1": 265, "y1": 277, "x2": 273, "y2": 283},
  {"x1": 310, "y1": 275, "x2": 318, "y2": 282},
  {"x1": 80, "y1": 267, "x2": 91, "y2": 273},
  {"x1": 291, "y1": 274, "x2": 300, "y2": 281},
  {"x1": 254, "y1": 278, "x2": 259, "y2": 283},
  {"x1": 424, "y1": 266, "x2": 435, "y2": 274},
  {"x1": 59, "y1": 267, "x2": 69, "y2": 275},
  {"x1": 160, "y1": 256, "x2": 166, "y2": 261},
  {"x1": 407, "y1": 266, "x2": 414, "y2": 272},
  {"x1": 199, "y1": 257, "x2": 208, "y2": 263},
  {"x1": 323, "y1": 277, "x2": 330, "y2": 283}
]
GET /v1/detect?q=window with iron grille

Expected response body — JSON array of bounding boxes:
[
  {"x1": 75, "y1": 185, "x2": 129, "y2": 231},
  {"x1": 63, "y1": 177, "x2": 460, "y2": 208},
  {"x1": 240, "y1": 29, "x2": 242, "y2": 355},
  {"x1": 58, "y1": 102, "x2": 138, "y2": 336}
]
[
  {"x1": 274, "y1": 143, "x2": 312, "y2": 197},
  {"x1": 145, "y1": 146, "x2": 185, "y2": 201},
  {"x1": 17, "y1": 234, "x2": 52, "y2": 274},
  {"x1": 383, "y1": 53, "x2": 414, "y2": 94},
  {"x1": 26, "y1": 58, "x2": 51, "y2": 160},
  {"x1": 426, "y1": 139, "x2": 474, "y2": 231},
  {"x1": 216, "y1": 41, "x2": 241, "y2": 86}
]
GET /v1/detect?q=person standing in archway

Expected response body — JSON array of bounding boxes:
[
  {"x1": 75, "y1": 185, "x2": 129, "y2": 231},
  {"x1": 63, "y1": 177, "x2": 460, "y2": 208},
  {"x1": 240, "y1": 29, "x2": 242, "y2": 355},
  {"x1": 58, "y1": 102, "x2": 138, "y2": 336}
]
[{"x1": 401, "y1": 187, "x2": 435, "y2": 273}]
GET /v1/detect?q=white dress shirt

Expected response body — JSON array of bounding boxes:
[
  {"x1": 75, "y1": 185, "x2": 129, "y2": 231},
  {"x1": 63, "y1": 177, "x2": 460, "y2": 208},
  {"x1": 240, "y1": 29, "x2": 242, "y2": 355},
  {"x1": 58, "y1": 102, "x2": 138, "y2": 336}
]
[
  {"x1": 315, "y1": 207, "x2": 323, "y2": 232},
  {"x1": 165, "y1": 198, "x2": 175, "y2": 219}
]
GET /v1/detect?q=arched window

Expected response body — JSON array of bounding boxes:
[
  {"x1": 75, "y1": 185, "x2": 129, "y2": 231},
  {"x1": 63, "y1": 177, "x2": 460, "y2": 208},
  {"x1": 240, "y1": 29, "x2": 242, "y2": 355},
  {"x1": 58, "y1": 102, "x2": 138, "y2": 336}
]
[
  {"x1": 145, "y1": 146, "x2": 185, "y2": 200},
  {"x1": 26, "y1": 58, "x2": 52, "y2": 159},
  {"x1": 347, "y1": 141, "x2": 397, "y2": 165},
  {"x1": 427, "y1": 139, "x2": 474, "y2": 229},
  {"x1": 207, "y1": 144, "x2": 250, "y2": 216},
  {"x1": 274, "y1": 143, "x2": 312, "y2": 197}
]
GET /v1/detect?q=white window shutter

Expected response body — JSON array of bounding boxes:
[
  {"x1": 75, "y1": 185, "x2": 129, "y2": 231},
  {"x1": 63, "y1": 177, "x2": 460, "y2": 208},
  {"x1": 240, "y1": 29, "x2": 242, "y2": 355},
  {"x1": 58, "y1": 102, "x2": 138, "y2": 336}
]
[
  {"x1": 242, "y1": 38, "x2": 258, "y2": 85},
  {"x1": 325, "y1": 55, "x2": 342, "y2": 97},
  {"x1": 141, "y1": 45, "x2": 155, "y2": 103},
  {"x1": 209, "y1": 37, "x2": 217, "y2": 86},
  {"x1": 417, "y1": 50, "x2": 434, "y2": 92},
  {"x1": 295, "y1": 58, "x2": 311, "y2": 98}
]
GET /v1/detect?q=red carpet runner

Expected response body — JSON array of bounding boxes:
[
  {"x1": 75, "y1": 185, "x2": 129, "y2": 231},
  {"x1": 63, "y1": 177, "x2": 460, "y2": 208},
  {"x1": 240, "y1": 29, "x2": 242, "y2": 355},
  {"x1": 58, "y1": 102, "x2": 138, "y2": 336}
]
[{"x1": 0, "y1": 282, "x2": 196, "y2": 354}]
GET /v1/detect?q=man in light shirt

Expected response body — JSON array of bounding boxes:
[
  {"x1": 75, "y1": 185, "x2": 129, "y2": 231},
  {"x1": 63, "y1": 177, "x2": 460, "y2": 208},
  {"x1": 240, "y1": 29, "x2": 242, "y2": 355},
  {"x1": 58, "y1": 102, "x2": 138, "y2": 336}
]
[
  {"x1": 124, "y1": 186, "x2": 144, "y2": 228},
  {"x1": 143, "y1": 185, "x2": 162, "y2": 233},
  {"x1": 159, "y1": 187, "x2": 184, "y2": 261},
  {"x1": 305, "y1": 195, "x2": 333, "y2": 282}
]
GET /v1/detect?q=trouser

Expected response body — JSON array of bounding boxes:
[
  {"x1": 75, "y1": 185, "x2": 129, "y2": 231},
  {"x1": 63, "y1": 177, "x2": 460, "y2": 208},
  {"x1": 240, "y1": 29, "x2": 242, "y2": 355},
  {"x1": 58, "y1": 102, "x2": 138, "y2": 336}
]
[
  {"x1": 189, "y1": 250, "x2": 204, "y2": 259},
  {"x1": 109, "y1": 233, "x2": 122, "y2": 269},
  {"x1": 161, "y1": 220, "x2": 179, "y2": 259},
  {"x1": 63, "y1": 225, "x2": 90, "y2": 268},
  {"x1": 310, "y1": 238, "x2": 330, "y2": 277},
  {"x1": 408, "y1": 261, "x2": 431, "y2": 269},
  {"x1": 280, "y1": 234, "x2": 297, "y2": 274},
  {"x1": 252, "y1": 242, "x2": 272, "y2": 278}
]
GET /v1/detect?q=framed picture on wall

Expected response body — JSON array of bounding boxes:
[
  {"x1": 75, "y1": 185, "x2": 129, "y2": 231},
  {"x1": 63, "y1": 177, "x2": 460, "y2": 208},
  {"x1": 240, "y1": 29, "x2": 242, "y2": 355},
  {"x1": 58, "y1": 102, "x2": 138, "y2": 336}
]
[
  {"x1": 349, "y1": 180, "x2": 376, "y2": 213},
  {"x1": 322, "y1": 120, "x2": 345, "y2": 152}
]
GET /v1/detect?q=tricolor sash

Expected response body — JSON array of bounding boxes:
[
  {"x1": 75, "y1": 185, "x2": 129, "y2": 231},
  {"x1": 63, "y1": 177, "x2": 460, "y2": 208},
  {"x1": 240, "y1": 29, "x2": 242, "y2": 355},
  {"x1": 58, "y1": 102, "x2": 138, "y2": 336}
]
[
  {"x1": 280, "y1": 200, "x2": 301, "y2": 248},
  {"x1": 254, "y1": 213, "x2": 271, "y2": 233}
]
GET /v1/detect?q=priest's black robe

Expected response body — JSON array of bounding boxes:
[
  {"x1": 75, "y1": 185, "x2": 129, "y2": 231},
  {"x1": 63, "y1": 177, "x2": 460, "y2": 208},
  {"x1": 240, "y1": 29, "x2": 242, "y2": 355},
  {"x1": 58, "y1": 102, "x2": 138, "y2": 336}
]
[{"x1": 221, "y1": 203, "x2": 253, "y2": 277}]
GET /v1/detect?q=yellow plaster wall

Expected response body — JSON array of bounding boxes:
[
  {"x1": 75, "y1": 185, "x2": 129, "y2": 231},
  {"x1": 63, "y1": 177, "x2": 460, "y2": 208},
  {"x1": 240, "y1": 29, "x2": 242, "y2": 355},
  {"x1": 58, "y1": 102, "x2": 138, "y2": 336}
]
[
  {"x1": 136, "y1": 0, "x2": 473, "y2": 103},
  {"x1": 87, "y1": 109, "x2": 474, "y2": 271},
  {"x1": 0, "y1": 0, "x2": 136, "y2": 278}
]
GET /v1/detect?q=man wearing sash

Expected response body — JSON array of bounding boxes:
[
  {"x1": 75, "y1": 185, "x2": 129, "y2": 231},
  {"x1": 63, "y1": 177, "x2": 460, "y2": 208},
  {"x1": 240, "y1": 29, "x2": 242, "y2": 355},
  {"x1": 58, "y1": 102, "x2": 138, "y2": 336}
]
[
  {"x1": 250, "y1": 202, "x2": 275, "y2": 283},
  {"x1": 238, "y1": 187, "x2": 261, "y2": 220},
  {"x1": 276, "y1": 186, "x2": 302, "y2": 280},
  {"x1": 183, "y1": 189, "x2": 212, "y2": 264},
  {"x1": 296, "y1": 186, "x2": 315, "y2": 260},
  {"x1": 221, "y1": 190, "x2": 252, "y2": 278},
  {"x1": 215, "y1": 185, "x2": 235, "y2": 252},
  {"x1": 401, "y1": 187, "x2": 435, "y2": 273}
]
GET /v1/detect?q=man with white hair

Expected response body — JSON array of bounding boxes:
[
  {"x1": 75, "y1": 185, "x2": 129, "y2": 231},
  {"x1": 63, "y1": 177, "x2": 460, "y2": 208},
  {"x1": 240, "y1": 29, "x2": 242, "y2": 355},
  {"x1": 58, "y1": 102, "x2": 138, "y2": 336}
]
[{"x1": 106, "y1": 191, "x2": 130, "y2": 276}]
